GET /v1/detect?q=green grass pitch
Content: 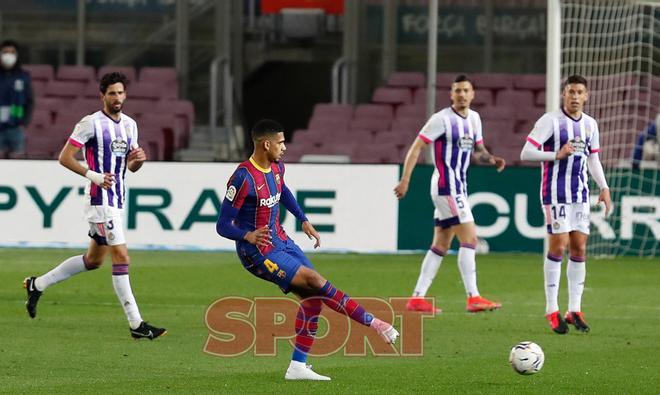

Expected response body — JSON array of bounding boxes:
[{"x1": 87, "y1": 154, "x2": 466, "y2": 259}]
[{"x1": 1, "y1": 248, "x2": 659, "y2": 394}]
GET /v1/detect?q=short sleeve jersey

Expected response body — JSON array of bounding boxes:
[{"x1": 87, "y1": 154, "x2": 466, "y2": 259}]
[
  {"x1": 68, "y1": 111, "x2": 139, "y2": 211},
  {"x1": 418, "y1": 107, "x2": 484, "y2": 197},
  {"x1": 525, "y1": 109, "x2": 601, "y2": 205}
]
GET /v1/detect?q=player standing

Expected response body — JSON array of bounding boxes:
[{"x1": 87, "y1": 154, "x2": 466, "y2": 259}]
[
  {"x1": 394, "y1": 75, "x2": 506, "y2": 314},
  {"x1": 216, "y1": 119, "x2": 399, "y2": 381},
  {"x1": 520, "y1": 74, "x2": 612, "y2": 334},
  {"x1": 23, "y1": 72, "x2": 166, "y2": 340}
]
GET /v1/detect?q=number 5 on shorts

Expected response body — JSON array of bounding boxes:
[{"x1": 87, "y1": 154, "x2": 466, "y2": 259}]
[{"x1": 264, "y1": 259, "x2": 279, "y2": 273}]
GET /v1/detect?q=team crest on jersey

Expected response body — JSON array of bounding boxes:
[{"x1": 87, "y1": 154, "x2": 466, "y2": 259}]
[
  {"x1": 111, "y1": 139, "x2": 129, "y2": 157},
  {"x1": 552, "y1": 222, "x2": 560, "y2": 230},
  {"x1": 275, "y1": 174, "x2": 280, "y2": 184},
  {"x1": 569, "y1": 136, "x2": 587, "y2": 156},
  {"x1": 458, "y1": 136, "x2": 475, "y2": 152},
  {"x1": 277, "y1": 270, "x2": 286, "y2": 279},
  {"x1": 226, "y1": 185, "x2": 237, "y2": 202}
]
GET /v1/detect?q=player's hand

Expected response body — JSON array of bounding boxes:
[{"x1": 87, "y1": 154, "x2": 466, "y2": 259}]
[
  {"x1": 128, "y1": 147, "x2": 147, "y2": 163},
  {"x1": 490, "y1": 155, "x2": 506, "y2": 172},
  {"x1": 394, "y1": 179, "x2": 409, "y2": 199},
  {"x1": 302, "y1": 221, "x2": 321, "y2": 249},
  {"x1": 244, "y1": 225, "x2": 272, "y2": 247},
  {"x1": 556, "y1": 143, "x2": 575, "y2": 160},
  {"x1": 101, "y1": 173, "x2": 115, "y2": 190},
  {"x1": 599, "y1": 188, "x2": 613, "y2": 218}
]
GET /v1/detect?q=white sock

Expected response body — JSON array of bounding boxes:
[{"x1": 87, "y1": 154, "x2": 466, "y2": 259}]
[
  {"x1": 111, "y1": 263, "x2": 143, "y2": 330},
  {"x1": 458, "y1": 244, "x2": 479, "y2": 297},
  {"x1": 567, "y1": 256, "x2": 586, "y2": 312},
  {"x1": 34, "y1": 255, "x2": 89, "y2": 291},
  {"x1": 412, "y1": 248, "x2": 444, "y2": 297},
  {"x1": 544, "y1": 254, "x2": 563, "y2": 315}
]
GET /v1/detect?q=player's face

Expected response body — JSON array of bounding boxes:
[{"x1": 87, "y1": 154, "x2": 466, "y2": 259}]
[
  {"x1": 450, "y1": 81, "x2": 475, "y2": 110},
  {"x1": 102, "y1": 82, "x2": 126, "y2": 114},
  {"x1": 265, "y1": 132, "x2": 286, "y2": 162},
  {"x1": 562, "y1": 83, "x2": 588, "y2": 116}
]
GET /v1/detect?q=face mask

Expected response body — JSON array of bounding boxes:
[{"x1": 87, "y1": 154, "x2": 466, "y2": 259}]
[{"x1": 1, "y1": 53, "x2": 17, "y2": 69}]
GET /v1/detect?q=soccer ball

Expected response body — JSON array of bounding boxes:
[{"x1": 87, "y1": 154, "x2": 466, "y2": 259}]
[{"x1": 509, "y1": 341, "x2": 544, "y2": 375}]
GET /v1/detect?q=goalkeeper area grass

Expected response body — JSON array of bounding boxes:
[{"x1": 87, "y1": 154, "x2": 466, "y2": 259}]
[{"x1": 1, "y1": 248, "x2": 658, "y2": 394}]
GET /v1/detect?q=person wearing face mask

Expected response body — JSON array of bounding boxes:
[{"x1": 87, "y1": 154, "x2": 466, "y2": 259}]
[{"x1": 0, "y1": 39, "x2": 33, "y2": 158}]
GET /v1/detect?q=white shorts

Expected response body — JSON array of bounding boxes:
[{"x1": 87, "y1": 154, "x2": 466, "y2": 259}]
[
  {"x1": 432, "y1": 193, "x2": 474, "y2": 229},
  {"x1": 88, "y1": 216, "x2": 126, "y2": 246},
  {"x1": 543, "y1": 203, "x2": 590, "y2": 235}
]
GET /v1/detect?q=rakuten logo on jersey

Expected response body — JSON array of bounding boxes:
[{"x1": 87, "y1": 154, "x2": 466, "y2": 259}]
[{"x1": 260, "y1": 193, "x2": 281, "y2": 208}]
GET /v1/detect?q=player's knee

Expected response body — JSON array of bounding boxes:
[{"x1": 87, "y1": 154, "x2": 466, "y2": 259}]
[
  {"x1": 84, "y1": 255, "x2": 103, "y2": 270},
  {"x1": 306, "y1": 271, "x2": 327, "y2": 291},
  {"x1": 570, "y1": 246, "x2": 586, "y2": 258}
]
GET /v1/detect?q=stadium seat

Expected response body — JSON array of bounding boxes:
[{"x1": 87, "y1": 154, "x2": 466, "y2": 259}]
[
  {"x1": 124, "y1": 99, "x2": 160, "y2": 118},
  {"x1": 292, "y1": 129, "x2": 324, "y2": 148},
  {"x1": 352, "y1": 141, "x2": 402, "y2": 164},
  {"x1": 153, "y1": 100, "x2": 195, "y2": 134},
  {"x1": 139, "y1": 67, "x2": 178, "y2": 99},
  {"x1": 44, "y1": 81, "x2": 85, "y2": 99},
  {"x1": 71, "y1": 98, "x2": 101, "y2": 116},
  {"x1": 436, "y1": 72, "x2": 457, "y2": 88},
  {"x1": 334, "y1": 129, "x2": 374, "y2": 145},
  {"x1": 31, "y1": 80, "x2": 47, "y2": 97},
  {"x1": 311, "y1": 103, "x2": 353, "y2": 120},
  {"x1": 390, "y1": 116, "x2": 425, "y2": 133},
  {"x1": 496, "y1": 90, "x2": 535, "y2": 108},
  {"x1": 472, "y1": 89, "x2": 493, "y2": 108},
  {"x1": 25, "y1": 131, "x2": 62, "y2": 159},
  {"x1": 97, "y1": 66, "x2": 137, "y2": 83},
  {"x1": 82, "y1": 81, "x2": 101, "y2": 98},
  {"x1": 30, "y1": 109, "x2": 52, "y2": 130},
  {"x1": 387, "y1": 72, "x2": 425, "y2": 89},
  {"x1": 129, "y1": 82, "x2": 162, "y2": 100},
  {"x1": 535, "y1": 90, "x2": 546, "y2": 107},
  {"x1": 471, "y1": 73, "x2": 513, "y2": 91},
  {"x1": 137, "y1": 126, "x2": 168, "y2": 161},
  {"x1": 349, "y1": 117, "x2": 391, "y2": 132},
  {"x1": 138, "y1": 113, "x2": 180, "y2": 153},
  {"x1": 395, "y1": 103, "x2": 427, "y2": 119},
  {"x1": 374, "y1": 129, "x2": 414, "y2": 151},
  {"x1": 354, "y1": 104, "x2": 394, "y2": 120},
  {"x1": 478, "y1": 106, "x2": 516, "y2": 121},
  {"x1": 413, "y1": 88, "x2": 451, "y2": 109},
  {"x1": 53, "y1": 110, "x2": 83, "y2": 140},
  {"x1": 23, "y1": 64, "x2": 54, "y2": 82},
  {"x1": 513, "y1": 74, "x2": 545, "y2": 91},
  {"x1": 56, "y1": 65, "x2": 96, "y2": 83},
  {"x1": 371, "y1": 87, "x2": 413, "y2": 106},
  {"x1": 315, "y1": 141, "x2": 359, "y2": 157},
  {"x1": 33, "y1": 97, "x2": 62, "y2": 117},
  {"x1": 308, "y1": 116, "x2": 351, "y2": 131},
  {"x1": 481, "y1": 120, "x2": 516, "y2": 140},
  {"x1": 517, "y1": 120, "x2": 536, "y2": 135}
]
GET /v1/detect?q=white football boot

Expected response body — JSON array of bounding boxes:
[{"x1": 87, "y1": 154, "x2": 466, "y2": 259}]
[{"x1": 284, "y1": 361, "x2": 331, "y2": 381}]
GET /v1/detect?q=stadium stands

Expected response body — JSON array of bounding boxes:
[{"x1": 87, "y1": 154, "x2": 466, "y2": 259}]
[
  {"x1": 22, "y1": 64, "x2": 193, "y2": 161},
  {"x1": 296, "y1": 72, "x2": 548, "y2": 165}
]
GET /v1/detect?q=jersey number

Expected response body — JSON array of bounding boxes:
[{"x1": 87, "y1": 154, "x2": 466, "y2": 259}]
[
  {"x1": 264, "y1": 259, "x2": 279, "y2": 273},
  {"x1": 455, "y1": 196, "x2": 465, "y2": 209},
  {"x1": 551, "y1": 205, "x2": 566, "y2": 220}
]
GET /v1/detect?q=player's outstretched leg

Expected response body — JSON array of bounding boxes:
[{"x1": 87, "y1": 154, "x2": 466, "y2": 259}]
[
  {"x1": 406, "y1": 247, "x2": 444, "y2": 314},
  {"x1": 23, "y1": 255, "x2": 96, "y2": 318},
  {"x1": 285, "y1": 298, "x2": 330, "y2": 381},
  {"x1": 458, "y1": 243, "x2": 501, "y2": 313},
  {"x1": 319, "y1": 281, "x2": 399, "y2": 344}
]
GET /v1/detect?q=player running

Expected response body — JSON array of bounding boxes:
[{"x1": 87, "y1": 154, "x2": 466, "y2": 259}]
[
  {"x1": 394, "y1": 74, "x2": 506, "y2": 314},
  {"x1": 23, "y1": 72, "x2": 166, "y2": 340},
  {"x1": 520, "y1": 74, "x2": 612, "y2": 334},
  {"x1": 216, "y1": 119, "x2": 399, "y2": 381}
]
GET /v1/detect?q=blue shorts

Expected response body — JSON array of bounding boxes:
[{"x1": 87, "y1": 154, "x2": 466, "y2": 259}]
[{"x1": 236, "y1": 238, "x2": 315, "y2": 294}]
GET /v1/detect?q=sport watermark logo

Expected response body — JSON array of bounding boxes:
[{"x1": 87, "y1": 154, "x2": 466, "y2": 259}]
[{"x1": 203, "y1": 297, "x2": 434, "y2": 358}]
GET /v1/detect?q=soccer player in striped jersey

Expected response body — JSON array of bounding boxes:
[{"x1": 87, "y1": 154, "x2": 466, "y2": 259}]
[
  {"x1": 23, "y1": 72, "x2": 166, "y2": 340},
  {"x1": 394, "y1": 75, "x2": 506, "y2": 314},
  {"x1": 520, "y1": 74, "x2": 612, "y2": 334},
  {"x1": 216, "y1": 119, "x2": 399, "y2": 381}
]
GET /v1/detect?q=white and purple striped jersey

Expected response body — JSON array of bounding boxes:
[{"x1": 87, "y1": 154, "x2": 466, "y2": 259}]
[
  {"x1": 525, "y1": 109, "x2": 601, "y2": 205},
  {"x1": 418, "y1": 107, "x2": 484, "y2": 197},
  {"x1": 68, "y1": 111, "x2": 139, "y2": 216}
]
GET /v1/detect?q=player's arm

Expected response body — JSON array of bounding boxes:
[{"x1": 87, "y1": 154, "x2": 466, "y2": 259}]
[
  {"x1": 280, "y1": 184, "x2": 320, "y2": 248},
  {"x1": 395, "y1": 137, "x2": 427, "y2": 199},
  {"x1": 215, "y1": 202, "x2": 272, "y2": 247},
  {"x1": 520, "y1": 115, "x2": 574, "y2": 162},
  {"x1": 473, "y1": 143, "x2": 505, "y2": 172},
  {"x1": 59, "y1": 141, "x2": 114, "y2": 189},
  {"x1": 127, "y1": 146, "x2": 146, "y2": 172},
  {"x1": 587, "y1": 152, "x2": 612, "y2": 217}
]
